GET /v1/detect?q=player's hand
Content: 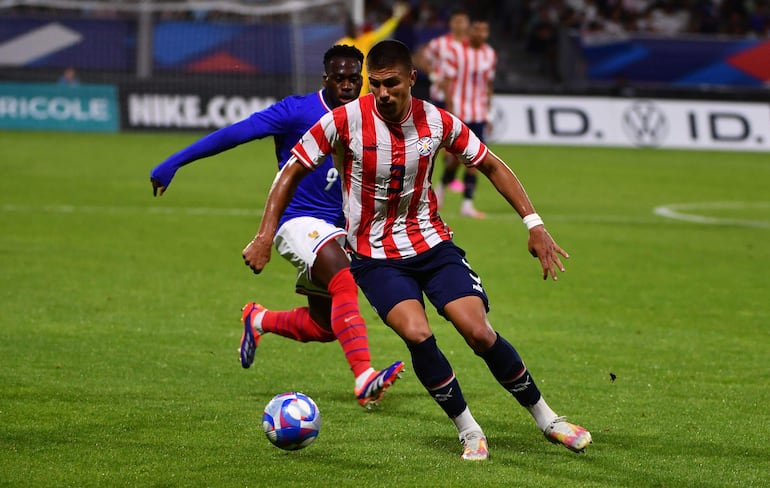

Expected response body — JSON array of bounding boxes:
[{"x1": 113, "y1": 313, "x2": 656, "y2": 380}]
[
  {"x1": 242, "y1": 234, "x2": 272, "y2": 274},
  {"x1": 150, "y1": 177, "x2": 166, "y2": 197},
  {"x1": 527, "y1": 226, "x2": 569, "y2": 281}
]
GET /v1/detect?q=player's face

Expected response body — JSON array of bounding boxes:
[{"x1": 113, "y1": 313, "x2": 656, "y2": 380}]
[
  {"x1": 449, "y1": 13, "x2": 469, "y2": 38},
  {"x1": 469, "y1": 21, "x2": 489, "y2": 46},
  {"x1": 323, "y1": 57, "x2": 363, "y2": 107},
  {"x1": 368, "y1": 63, "x2": 416, "y2": 123}
]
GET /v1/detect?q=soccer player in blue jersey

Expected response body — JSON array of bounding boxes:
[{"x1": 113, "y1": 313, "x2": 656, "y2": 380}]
[{"x1": 150, "y1": 44, "x2": 404, "y2": 408}]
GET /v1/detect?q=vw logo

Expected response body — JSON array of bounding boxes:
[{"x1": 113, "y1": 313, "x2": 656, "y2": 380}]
[{"x1": 621, "y1": 101, "x2": 668, "y2": 147}]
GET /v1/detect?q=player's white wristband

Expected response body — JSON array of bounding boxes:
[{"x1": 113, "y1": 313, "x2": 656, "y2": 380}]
[{"x1": 522, "y1": 213, "x2": 544, "y2": 230}]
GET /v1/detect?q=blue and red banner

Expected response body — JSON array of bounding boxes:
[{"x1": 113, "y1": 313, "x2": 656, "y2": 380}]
[{"x1": 579, "y1": 35, "x2": 770, "y2": 88}]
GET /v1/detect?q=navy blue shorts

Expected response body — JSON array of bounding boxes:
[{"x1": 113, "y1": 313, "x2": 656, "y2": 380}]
[
  {"x1": 350, "y1": 240, "x2": 490, "y2": 322},
  {"x1": 466, "y1": 121, "x2": 486, "y2": 143}
]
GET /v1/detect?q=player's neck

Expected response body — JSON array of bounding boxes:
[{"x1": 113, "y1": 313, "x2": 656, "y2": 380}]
[
  {"x1": 321, "y1": 89, "x2": 333, "y2": 109},
  {"x1": 376, "y1": 96, "x2": 413, "y2": 124}
]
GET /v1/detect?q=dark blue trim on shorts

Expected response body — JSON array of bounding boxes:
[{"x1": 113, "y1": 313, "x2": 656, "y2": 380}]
[{"x1": 466, "y1": 121, "x2": 486, "y2": 143}]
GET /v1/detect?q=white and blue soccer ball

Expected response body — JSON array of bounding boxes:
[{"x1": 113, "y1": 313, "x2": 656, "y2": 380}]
[{"x1": 262, "y1": 391, "x2": 321, "y2": 450}]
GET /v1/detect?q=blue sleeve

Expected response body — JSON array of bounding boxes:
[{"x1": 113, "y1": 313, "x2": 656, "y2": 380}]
[{"x1": 150, "y1": 100, "x2": 293, "y2": 187}]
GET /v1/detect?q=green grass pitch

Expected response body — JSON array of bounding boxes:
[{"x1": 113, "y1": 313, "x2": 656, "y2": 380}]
[{"x1": 1, "y1": 130, "x2": 769, "y2": 487}]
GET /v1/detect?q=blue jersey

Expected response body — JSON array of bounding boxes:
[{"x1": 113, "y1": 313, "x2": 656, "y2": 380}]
[{"x1": 150, "y1": 89, "x2": 343, "y2": 229}]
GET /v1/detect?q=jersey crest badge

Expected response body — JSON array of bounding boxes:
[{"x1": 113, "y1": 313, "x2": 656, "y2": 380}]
[
  {"x1": 307, "y1": 230, "x2": 319, "y2": 239},
  {"x1": 415, "y1": 136, "x2": 434, "y2": 157}
]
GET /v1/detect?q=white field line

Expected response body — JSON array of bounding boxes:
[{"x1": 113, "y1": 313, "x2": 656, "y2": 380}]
[
  {"x1": 0, "y1": 203, "x2": 655, "y2": 224},
  {"x1": 0, "y1": 203, "x2": 257, "y2": 217},
  {"x1": 653, "y1": 202, "x2": 770, "y2": 229},
  {"x1": 3, "y1": 202, "x2": 769, "y2": 228}
]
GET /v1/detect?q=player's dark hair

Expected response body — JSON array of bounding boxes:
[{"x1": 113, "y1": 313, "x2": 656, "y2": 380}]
[
  {"x1": 323, "y1": 44, "x2": 364, "y2": 71},
  {"x1": 469, "y1": 13, "x2": 489, "y2": 24},
  {"x1": 449, "y1": 7, "x2": 469, "y2": 19},
  {"x1": 366, "y1": 39, "x2": 413, "y2": 71}
]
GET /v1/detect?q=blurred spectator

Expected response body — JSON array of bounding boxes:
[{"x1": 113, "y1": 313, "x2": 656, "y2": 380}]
[
  {"x1": 748, "y1": 0, "x2": 770, "y2": 36},
  {"x1": 720, "y1": 0, "x2": 750, "y2": 35},
  {"x1": 58, "y1": 67, "x2": 79, "y2": 86},
  {"x1": 643, "y1": 0, "x2": 690, "y2": 35},
  {"x1": 414, "y1": 1, "x2": 444, "y2": 28},
  {"x1": 689, "y1": 0, "x2": 720, "y2": 34},
  {"x1": 337, "y1": 1, "x2": 411, "y2": 94},
  {"x1": 525, "y1": 1, "x2": 562, "y2": 79}
]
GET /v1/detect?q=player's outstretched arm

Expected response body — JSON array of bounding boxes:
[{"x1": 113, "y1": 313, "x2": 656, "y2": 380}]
[
  {"x1": 242, "y1": 158, "x2": 310, "y2": 274},
  {"x1": 476, "y1": 152, "x2": 569, "y2": 281},
  {"x1": 150, "y1": 117, "x2": 265, "y2": 197}
]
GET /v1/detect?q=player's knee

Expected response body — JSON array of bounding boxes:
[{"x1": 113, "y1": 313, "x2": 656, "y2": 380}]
[
  {"x1": 327, "y1": 268, "x2": 357, "y2": 296},
  {"x1": 397, "y1": 322, "x2": 433, "y2": 345},
  {"x1": 461, "y1": 324, "x2": 497, "y2": 353},
  {"x1": 386, "y1": 302, "x2": 432, "y2": 344}
]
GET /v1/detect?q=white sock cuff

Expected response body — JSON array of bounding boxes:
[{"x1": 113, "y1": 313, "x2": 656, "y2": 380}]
[
  {"x1": 453, "y1": 407, "x2": 482, "y2": 438},
  {"x1": 528, "y1": 398, "x2": 559, "y2": 432}
]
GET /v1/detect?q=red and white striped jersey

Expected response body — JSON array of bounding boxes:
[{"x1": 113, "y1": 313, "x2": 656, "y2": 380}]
[
  {"x1": 422, "y1": 33, "x2": 463, "y2": 102},
  {"x1": 291, "y1": 94, "x2": 489, "y2": 260},
  {"x1": 444, "y1": 42, "x2": 496, "y2": 123}
]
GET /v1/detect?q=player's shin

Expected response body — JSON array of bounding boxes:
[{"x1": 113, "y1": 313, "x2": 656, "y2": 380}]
[
  {"x1": 477, "y1": 332, "x2": 543, "y2": 405},
  {"x1": 328, "y1": 268, "x2": 372, "y2": 378},
  {"x1": 262, "y1": 306, "x2": 336, "y2": 342},
  {"x1": 408, "y1": 335, "x2": 468, "y2": 418}
]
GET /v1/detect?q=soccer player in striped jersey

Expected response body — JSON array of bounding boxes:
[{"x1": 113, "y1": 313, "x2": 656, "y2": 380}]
[
  {"x1": 414, "y1": 8, "x2": 470, "y2": 207},
  {"x1": 150, "y1": 44, "x2": 403, "y2": 409},
  {"x1": 243, "y1": 39, "x2": 592, "y2": 460},
  {"x1": 415, "y1": 8, "x2": 468, "y2": 110},
  {"x1": 440, "y1": 16, "x2": 497, "y2": 219}
]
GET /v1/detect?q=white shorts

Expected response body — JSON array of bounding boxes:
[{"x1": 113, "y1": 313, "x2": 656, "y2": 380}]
[{"x1": 274, "y1": 216, "x2": 347, "y2": 296}]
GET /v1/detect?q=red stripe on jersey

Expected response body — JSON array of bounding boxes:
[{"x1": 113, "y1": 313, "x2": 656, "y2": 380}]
[
  {"x1": 291, "y1": 144, "x2": 314, "y2": 169},
  {"x1": 426, "y1": 34, "x2": 454, "y2": 101},
  {"x1": 381, "y1": 125, "x2": 404, "y2": 259},
  {"x1": 355, "y1": 96, "x2": 377, "y2": 257},
  {"x1": 470, "y1": 48, "x2": 481, "y2": 122},
  {"x1": 458, "y1": 46, "x2": 470, "y2": 119},
  {"x1": 470, "y1": 144, "x2": 489, "y2": 166},
  {"x1": 310, "y1": 121, "x2": 332, "y2": 156},
  {"x1": 408, "y1": 100, "x2": 445, "y2": 252},
  {"x1": 333, "y1": 106, "x2": 350, "y2": 193},
  {"x1": 439, "y1": 108, "x2": 455, "y2": 143},
  {"x1": 441, "y1": 110, "x2": 489, "y2": 166},
  {"x1": 451, "y1": 117, "x2": 470, "y2": 154},
  {"x1": 447, "y1": 43, "x2": 496, "y2": 123}
]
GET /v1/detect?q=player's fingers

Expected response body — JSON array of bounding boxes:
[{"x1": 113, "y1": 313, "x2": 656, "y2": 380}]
[
  {"x1": 243, "y1": 258, "x2": 262, "y2": 275},
  {"x1": 555, "y1": 244, "x2": 569, "y2": 259},
  {"x1": 539, "y1": 255, "x2": 550, "y2": 280},
  {"x1": 553, "y1": 255, "x2": 566, "y2": 273},
  {"x1": 539, "y1": 252, "x2": 562, "y2": 281}
]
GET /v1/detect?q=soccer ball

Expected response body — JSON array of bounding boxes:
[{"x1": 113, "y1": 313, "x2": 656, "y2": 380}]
[{"x1": 262, "y1": 391, "x2": 321, "y2": 450}]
